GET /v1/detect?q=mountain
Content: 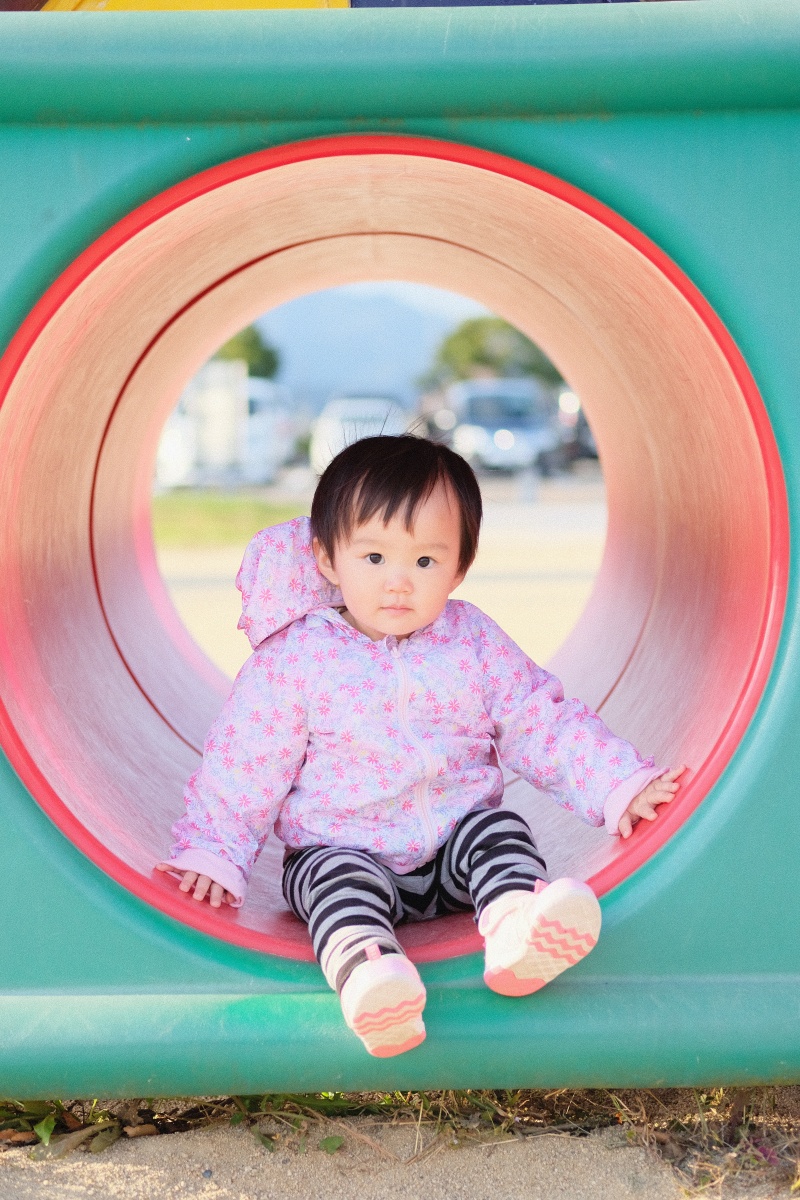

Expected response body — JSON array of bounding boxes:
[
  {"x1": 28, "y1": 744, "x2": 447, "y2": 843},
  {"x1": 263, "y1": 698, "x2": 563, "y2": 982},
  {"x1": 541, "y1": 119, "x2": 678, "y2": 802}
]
[{"x1": 255, "y1": 282, "x2": 489, "y2": 411}]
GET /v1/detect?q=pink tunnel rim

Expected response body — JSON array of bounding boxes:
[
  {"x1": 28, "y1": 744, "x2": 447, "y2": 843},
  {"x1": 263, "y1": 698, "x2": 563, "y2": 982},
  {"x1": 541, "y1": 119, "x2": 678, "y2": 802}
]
[{"x1": 0, "y1": 133, "x2": 789, "y2": 962}]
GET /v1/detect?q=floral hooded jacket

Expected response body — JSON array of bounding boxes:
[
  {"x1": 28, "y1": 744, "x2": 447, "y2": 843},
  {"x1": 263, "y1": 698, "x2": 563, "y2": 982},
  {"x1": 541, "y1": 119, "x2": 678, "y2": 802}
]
[{"x1": 167, "y1": 518, "x2": 661, "y2": 905}]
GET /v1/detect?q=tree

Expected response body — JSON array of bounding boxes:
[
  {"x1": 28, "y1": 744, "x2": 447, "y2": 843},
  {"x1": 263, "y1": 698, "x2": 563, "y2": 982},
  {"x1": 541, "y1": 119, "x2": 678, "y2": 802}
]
[
  {"x1": 214, "y1": 325, "x2": 279, "y2": 379},
  {"x1": 423, "y1": 317, "x2": 563, "y2": 388}
]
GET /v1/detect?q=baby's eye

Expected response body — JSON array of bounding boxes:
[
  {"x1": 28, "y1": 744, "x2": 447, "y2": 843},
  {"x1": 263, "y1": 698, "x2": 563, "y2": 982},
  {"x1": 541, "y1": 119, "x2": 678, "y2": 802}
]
[
  {"x1": 367, "y1": 553, "x2": 384, "y2": 565},
  {"x1": 417, "y1": 556, "x2": 433, "y2": 568}
]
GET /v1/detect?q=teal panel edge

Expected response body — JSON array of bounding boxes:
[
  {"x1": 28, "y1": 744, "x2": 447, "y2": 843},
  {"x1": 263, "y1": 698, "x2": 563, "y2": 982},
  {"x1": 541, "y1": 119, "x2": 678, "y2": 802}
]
[
  {"x1": 0, "y1": 1, "x2": 799, "y2": 123},
  {"x1": 3, "y1": 979, "x2": 799, "y2": 1098}
]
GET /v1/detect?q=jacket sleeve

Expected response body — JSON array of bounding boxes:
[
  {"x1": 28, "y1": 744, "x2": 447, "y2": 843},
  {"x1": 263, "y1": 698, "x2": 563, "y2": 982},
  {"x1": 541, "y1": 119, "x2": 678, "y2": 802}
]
[
  {"x1": 165, "y1": 628, "x2": 308, "y2": 904},
  {"x1": 471, "y1": 608, "x2": 658, "y2": 831}
]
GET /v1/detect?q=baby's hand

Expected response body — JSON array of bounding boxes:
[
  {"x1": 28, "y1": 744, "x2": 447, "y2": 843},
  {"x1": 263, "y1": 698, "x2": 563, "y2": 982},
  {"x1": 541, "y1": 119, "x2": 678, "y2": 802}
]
[
  {"x1": 155, "y1": 862, "x2": 237, "y2": 908},
  {"x1": 618, "y1": 766, "x2": 687, "y2": 839}
]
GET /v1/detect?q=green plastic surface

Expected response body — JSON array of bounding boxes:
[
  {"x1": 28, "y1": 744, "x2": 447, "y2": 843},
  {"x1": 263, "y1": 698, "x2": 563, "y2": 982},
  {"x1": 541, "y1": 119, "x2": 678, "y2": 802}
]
[{"x1": 0, "y1": 1, "x2": 798, "y2": 1093}]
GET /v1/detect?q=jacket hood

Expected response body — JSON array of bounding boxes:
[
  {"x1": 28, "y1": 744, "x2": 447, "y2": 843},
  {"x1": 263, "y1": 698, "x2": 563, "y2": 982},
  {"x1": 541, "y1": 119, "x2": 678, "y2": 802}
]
[{"x1": 236, "y1": 516, "x2": 343, "y2": 649}]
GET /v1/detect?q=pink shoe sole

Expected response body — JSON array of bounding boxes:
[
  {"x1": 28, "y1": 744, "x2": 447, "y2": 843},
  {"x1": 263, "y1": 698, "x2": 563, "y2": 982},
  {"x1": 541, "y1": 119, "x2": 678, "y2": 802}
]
[
  {"x1": 341, "y1": 955, "x2": 427, "y2": 1057},
  {"x1": 367, "y1": 1030, "x2": 427, "y2": 1058},
  {"x1": 483, "y1": 879, "x2": 601, "y2": 997},
  {"x1": 484, "y1": 968, "x2": 548, "y2": 998},
  {"x1": 350, "y1": 994, "x2": 426, "y2": 1058}
]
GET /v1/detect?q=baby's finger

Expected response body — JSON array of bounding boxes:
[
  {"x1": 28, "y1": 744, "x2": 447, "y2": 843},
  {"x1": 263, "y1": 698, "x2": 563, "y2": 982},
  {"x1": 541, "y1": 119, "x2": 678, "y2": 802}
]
[
  {"x1": 661, "y1": 765, "x2": 687, "y2": 784},
  {"x1": 178, "y1": 871, "x2": 198, "y2": 893},
  {"x1": 192, "y1": 874, "x2": 212, "y2": 903},
  {"x1": 618, "y1": 812, "x2": 634, "y2": 839},
  {"x1": 636, "y1": 801, "x2": 659, "y2": 822},
  {"x1": 156, "y1": 862, "x2": 194, "y2": 886},
  {"x1": 209, "y1": 882, "x2": 225, "y2": 909},
  {"x1": 653, "y1": 779, "x2": 680, "y2": 796}
]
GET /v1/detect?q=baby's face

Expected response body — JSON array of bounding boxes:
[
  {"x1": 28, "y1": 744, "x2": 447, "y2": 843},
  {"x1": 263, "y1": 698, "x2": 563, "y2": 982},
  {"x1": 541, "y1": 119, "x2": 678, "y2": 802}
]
[{"x1": 313, "y1": 483, "x2": 466, "y2": 642}]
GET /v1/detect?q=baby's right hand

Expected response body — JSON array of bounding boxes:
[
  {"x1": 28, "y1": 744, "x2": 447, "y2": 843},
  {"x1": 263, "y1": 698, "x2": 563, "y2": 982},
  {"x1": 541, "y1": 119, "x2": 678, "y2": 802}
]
[{"x1": 155, "y1": 863, "x2": 236, "y2": 909}]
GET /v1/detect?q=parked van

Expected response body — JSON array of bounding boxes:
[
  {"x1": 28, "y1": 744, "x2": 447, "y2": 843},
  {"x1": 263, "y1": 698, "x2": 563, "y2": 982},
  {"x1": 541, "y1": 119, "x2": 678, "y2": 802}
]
[{"x1": 445, "y1": 378, "x2": 562, "y2": 474}]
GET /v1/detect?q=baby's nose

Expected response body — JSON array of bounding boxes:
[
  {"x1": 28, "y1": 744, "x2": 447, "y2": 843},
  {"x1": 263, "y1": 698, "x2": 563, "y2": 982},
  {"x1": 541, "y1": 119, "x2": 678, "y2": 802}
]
[{"x1": 385, "y1": 574, "x2": 412, "y2": 594}]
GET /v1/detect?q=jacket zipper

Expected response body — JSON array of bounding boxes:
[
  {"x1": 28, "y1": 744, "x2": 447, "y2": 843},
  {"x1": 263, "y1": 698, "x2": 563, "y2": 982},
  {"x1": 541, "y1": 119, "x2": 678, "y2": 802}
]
[{"x1": 391, "y1": 644, "x2": 438, "y2": 860}]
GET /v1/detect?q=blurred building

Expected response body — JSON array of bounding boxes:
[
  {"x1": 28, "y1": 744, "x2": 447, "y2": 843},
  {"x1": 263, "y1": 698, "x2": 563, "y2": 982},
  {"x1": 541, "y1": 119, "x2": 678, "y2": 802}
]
[{"x1": 155, "y1": 360, "x2": 302, "y2": 489}]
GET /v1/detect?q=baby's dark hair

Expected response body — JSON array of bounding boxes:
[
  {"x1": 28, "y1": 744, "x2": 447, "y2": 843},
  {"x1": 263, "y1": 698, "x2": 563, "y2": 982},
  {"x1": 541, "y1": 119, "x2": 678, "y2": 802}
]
[{"x1": 310, "y1": 435, "x2": 482, "y2": 574}]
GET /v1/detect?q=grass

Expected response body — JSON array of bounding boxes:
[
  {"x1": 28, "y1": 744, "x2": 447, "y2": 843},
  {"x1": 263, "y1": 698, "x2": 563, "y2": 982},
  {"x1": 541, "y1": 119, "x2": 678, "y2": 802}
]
[
  {"x1": 151, "y1": 489, "x2": 308, "y2": 549},
  {"x1": 3, "y1": 1088, "x2": 799, "y2": 1190}
]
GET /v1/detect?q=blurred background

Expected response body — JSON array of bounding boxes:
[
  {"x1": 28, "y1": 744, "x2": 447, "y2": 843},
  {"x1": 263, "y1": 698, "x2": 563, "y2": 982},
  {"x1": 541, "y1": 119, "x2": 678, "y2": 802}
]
[{"x1": 152, "y1": 282, "x2": 605, "y2": 677}]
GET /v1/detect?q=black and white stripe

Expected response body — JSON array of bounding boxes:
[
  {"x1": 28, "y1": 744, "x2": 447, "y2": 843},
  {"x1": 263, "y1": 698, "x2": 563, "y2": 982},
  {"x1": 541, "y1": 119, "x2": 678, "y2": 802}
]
[{"x1": 282, "y1": 808, "x2": 546, "y2": 992}]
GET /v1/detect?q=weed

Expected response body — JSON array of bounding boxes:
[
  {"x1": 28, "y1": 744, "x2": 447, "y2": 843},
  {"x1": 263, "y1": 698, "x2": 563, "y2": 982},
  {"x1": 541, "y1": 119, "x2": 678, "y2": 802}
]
[{"x1": 2, "y1": 1087, "x2": 799, "y2": 1191}]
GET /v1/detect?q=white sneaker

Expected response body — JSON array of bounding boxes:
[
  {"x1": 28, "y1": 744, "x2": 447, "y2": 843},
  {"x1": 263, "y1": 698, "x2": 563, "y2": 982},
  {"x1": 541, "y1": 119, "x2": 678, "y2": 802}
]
[
  {"x1": 339, "y1": 949, "x2": 426, "y2": 1058},
  {"x1": 479, "y1": 879, "x2": 601, "y2": 997}
]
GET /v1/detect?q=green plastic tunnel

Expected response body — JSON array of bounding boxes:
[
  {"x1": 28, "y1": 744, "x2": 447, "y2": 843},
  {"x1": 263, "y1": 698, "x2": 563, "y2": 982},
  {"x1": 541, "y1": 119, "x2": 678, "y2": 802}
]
[{"x1": 0, "y1": 3, "x2": 798, "y2": 1095}]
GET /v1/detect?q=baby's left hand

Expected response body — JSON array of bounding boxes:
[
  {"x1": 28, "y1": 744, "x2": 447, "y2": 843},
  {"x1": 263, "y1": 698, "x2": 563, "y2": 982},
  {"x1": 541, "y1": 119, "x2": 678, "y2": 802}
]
[{"x1": 618, "y1": 766, "x2": 686, "y2": 839}]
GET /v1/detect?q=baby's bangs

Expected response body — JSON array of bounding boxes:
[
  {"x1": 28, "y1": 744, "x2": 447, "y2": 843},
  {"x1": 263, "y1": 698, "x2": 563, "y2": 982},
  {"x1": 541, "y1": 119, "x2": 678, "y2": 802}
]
[{"x1": 352, "y1": 460, "x2": 447, "y2": 536}]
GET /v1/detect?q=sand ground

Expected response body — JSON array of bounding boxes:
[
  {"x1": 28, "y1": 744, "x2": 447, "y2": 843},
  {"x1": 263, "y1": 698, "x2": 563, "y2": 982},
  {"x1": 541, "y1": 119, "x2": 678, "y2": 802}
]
[{"x1": 0, "y1": 1122, "x2": 687, "y2": 1200}]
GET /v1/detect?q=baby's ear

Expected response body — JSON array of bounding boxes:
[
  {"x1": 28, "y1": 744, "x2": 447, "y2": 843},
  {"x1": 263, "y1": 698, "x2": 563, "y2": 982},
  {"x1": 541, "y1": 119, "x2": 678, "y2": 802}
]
[{"x1": 312, "y1": 537, "x2": 339, "y2": 586}]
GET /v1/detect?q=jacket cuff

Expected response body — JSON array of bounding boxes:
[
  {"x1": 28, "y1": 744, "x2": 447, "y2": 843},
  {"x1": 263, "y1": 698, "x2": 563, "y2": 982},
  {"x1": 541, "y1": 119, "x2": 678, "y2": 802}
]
[
  {"x1": 603, "y1": 766, "x2": 668, "y2": 836},
  {"x1": 164, "y1": 849, "x2": 247, "y2": 908}
]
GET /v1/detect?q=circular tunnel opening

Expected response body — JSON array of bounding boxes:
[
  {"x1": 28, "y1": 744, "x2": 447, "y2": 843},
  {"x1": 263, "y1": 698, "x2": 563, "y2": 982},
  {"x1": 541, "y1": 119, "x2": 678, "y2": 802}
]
[
  {"x1": 0, "y1": 136, "x2": 787, "y2": 962},
  {"x1": 153, "y1": 283, "x2": 604, "y2": 685}
]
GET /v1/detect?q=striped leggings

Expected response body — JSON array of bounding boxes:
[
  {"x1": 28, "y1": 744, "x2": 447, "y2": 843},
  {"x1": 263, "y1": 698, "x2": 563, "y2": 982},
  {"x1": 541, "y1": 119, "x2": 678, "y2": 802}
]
[{"x1": 282, "y1": 808, "x2": 546, "y2": 993}]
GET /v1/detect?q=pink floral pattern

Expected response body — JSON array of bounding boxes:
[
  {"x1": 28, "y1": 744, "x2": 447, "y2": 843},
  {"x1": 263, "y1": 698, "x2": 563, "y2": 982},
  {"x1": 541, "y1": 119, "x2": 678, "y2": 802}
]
[{"x1": 169, "y1": 518, "x2": 655, "y2": 900}]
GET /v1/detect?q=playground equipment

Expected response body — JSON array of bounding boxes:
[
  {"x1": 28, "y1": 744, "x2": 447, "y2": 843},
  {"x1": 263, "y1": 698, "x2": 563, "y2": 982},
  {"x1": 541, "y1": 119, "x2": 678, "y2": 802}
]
[{"x1": 0, "y1": 4, "x2": 798, "y2": 1096}]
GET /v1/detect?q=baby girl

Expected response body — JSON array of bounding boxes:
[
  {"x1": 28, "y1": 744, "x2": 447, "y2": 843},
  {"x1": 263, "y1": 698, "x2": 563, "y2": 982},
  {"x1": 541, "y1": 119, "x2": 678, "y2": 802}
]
[{"x1": 158, "y1": 435, "x2": 683, "y2": 1057}]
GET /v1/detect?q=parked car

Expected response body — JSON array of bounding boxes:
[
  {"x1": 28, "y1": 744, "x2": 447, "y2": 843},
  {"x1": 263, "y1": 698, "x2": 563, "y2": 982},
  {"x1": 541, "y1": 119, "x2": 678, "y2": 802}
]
[
  {"x1": 570, "y1": 409, "x2": 598, "y2": 460},
  {"x1": 446, "y1": 379, "x2": 562, "y2": 474},
  {"x1": 556, "y1": 388, "x2": 598, "y2": 464},
  {"x1": 243, "y1": 378, "x2": 302, "y2": 484},
  {"x1": 310, "y1": 396, "x2": 412, "y2": 475},
  {"x1": 154, "y1": 406, "x2": 197, "y2": 489}
]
